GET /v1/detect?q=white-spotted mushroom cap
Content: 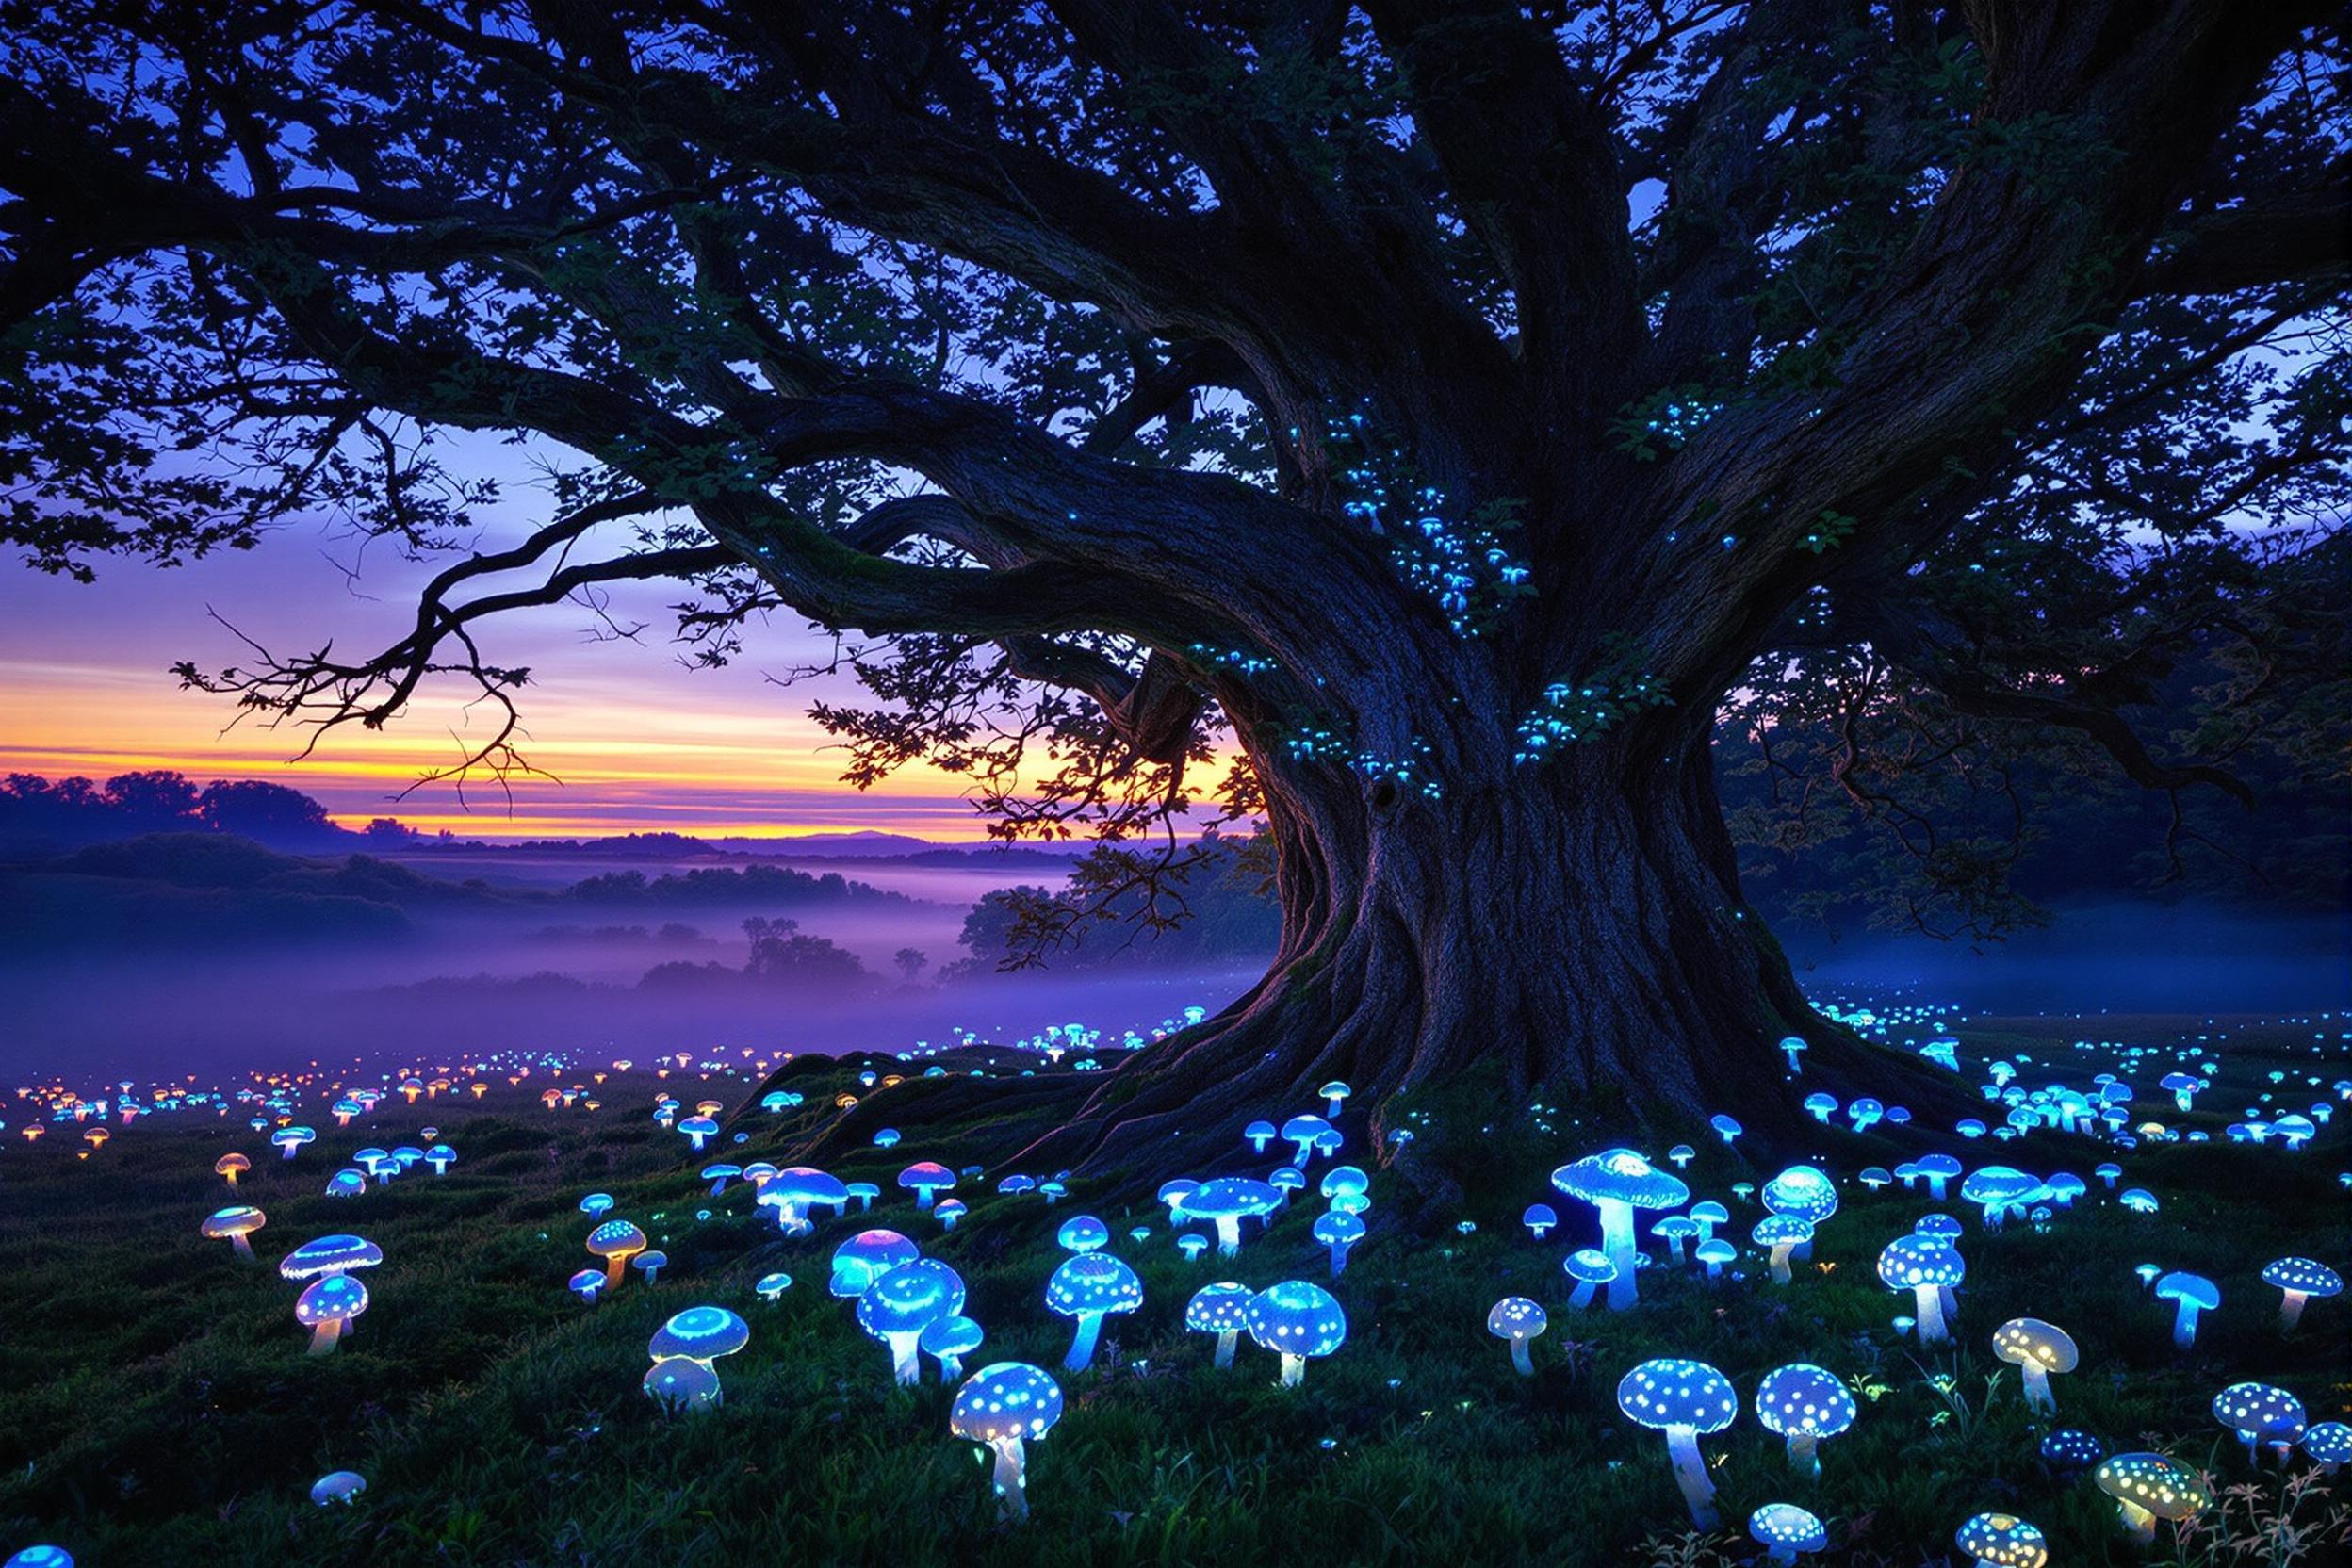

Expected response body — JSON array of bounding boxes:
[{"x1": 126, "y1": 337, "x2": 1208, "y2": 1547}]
[
  {"x1": 1184, "y1": 1282, "x2": 1255, "y2": 1335},
  {"x1": 1046, "y1": 1254, "x2": 1143, "y2": 1321},
  {"x1": 1312, "y1": 1212, "x2": 1365, "y2": 1252},
  {"x1": 829, "y1": 1229, "x2": 920, "y2": 1298},
  {"x1": 2212, "y1": 1382, "x2": 2307, "y2": 1447},
  {"x1": 1914, "y1": 1213, "x2": 1964, "y2": 1241},
  {"x1": 647, "y1": 1305, "x2": 751, "y2": 1364},
  {"x1": 860, "y1": 1259, "x2": 967, "y2": 1340},
  {"x1": 2262, "y1": 1256, "x2": 2342, "y2": 1298},
  {"x1": 1551, "y1": 1148, "x2": 1690, "y2": 1211},
  {"x1": 1178, "y1": 1177, "x2": 1281, "y2": 1226},
  {"x1": 2304, "y1": 1422, "x2": 2352, "y2": 1467},
  {"x1": 1616, "y1": 1358, "x2": 1737, "y2": 1433},
  {"x1": 1761, "y1": 1166, "x2": 1839, "y2": 1226},
  {"x1": 1055, "y1": 1215, "x2": 1111, "y2": 1253},
  {"x1": 1244, "y1": 1280, "x2": 1348, "y2": 1359},
  {"x1": 1876, "y1": 1234, "x2": 1964, "y2": 1291},
  {"x1": 2094, "y1": 1453, "x2": 2209, "y2": 1522},
  {"x1": 1487, "y1": 1296, "x2": 1547, "y2": 1342},
  {"x1": 1991, "y1": 1317, "x2": 2078, "y2": 1376},
  {"x1": 1954, "y1": 1511, "x2": 2048, "y2": 1568},
  {"x1": 1752, "y1": 1215, "x2": 1814, "y2": 1250},
  {"x1": 295, "y1": 1274, "x2": 368, "y2": 1331},
  {"x1": 1749, "y1": 1503, "x2": 1825, "y2": 1557},
  {"x1": 950, "y1": 1362, "x2": 1064, "y2": 1445},
  {"x1": 1755, "y1": 1364, "x2": 1855, "y2": 1440},
  {"x1": 2039, "y1": 1429, "x2": 2104, "y2": 1469},
  {"x1": 279, "y1": 1233, "x2": 384, "y2": 1280}
]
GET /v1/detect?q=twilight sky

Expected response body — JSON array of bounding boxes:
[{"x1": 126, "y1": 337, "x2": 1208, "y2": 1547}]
[{"x1": 0, "y1": 444, "x2": 1001, "y2": 841}]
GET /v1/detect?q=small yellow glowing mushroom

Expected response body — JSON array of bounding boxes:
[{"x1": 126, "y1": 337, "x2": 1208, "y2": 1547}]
[
  {"x1": 216, "y1": 1153, "x2": 252, "y2": 1189},
  {"x1": 1991, "y1": 1317, "x2": 2077, "y2": 1415},
  {"x1": 2093, "y1": 1452, "x2": 2209, "y2": 1547}
]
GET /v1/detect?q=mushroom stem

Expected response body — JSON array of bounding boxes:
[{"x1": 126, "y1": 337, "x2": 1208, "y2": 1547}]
[
  {"x1": 1597, "y1": 1200, "x2": 1638, "y2": 1311},
  {"x1": 1939, "y1": 1283, "x2": 1960, "y2": 1328},
  {"x1": 1278, "y1": 1352, "x2": 1304, "y2": 1388},
  {"x1": 1213, "y1": 1216, "x2": 1242, "y2": 1257},
  {"x1": 888, "y1": 1331, "x2": 922, "y2": 1385},
  {"x1": 1568, "y1": 1280, "x2": 1597, "y2": 1311},
  {"x1": 915, "y1": 1188, "x2": 936, "y2": 1211},
  {"x1": 1064, "y1": 1311, "x2": 1103, "y2": 1372},
  {"x1": 937, "y1": 1352, "x2": 965, "y2": 1382},
  {"x1": 2115, "y1": 1497, "x2": 2155, "y2": 1547},
  {"x1": 2019, "y1": 1363, "x2": 2053, "y2": 1414},
  {"x1": 988, "y1": 1436, "x2": 1029, "y2": 1523},
  {"x1": 230, "y1": 1234, "x2": 255, "y2": 1264},
  {"x1": 1327, "y1": 1243, "x2": 1348, "y2": 1278},
  {"x1": 1768, "y1": 1243, "x2": 1795, "y2": 1285},
  {"x1": 1912, "y1": 1284, "x2": 1950, "y2": 1345},
  {"x1": 2280, "y1": 1289, "x2": 2308, "y2": 1331},
  {"x1": 1664, "y1": 1426, "x2": 1718, "y2": 1529},
  {"x1": 2171, "y1": 1301, "x2": 2200, "y2": 1349},
  {"x1": 308, "y1": 1318, "x2": 342, "y2": 1356},
  {"x1": 1509, "y1": 1338, "x2": 1533, "y2": 1378},
  {"x1": 1787, "y1": 1432, "x2": 1819, "y2": 1482},
  {"x1": 604, "y1": 1255, "x2": 627, "y2": 1289},
  {"x1": 1214, "y1": 1330, "x2": 1237, "y2": 1369}
]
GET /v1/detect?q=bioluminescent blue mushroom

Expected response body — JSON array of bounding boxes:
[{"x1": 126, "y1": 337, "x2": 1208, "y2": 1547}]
[
  {"x1": 568, "y1": 1268, "x2": 605, "y2": 1305},
  {"x1": 1667, "y1": 1144, "x2": 1696, "y2": 1168},
  {"x1": 1752, "y1": 1216, "x2": 1814, "y2": 1285},
  {"x1": 648, "y1": 1304, "x2": 751, "y2": 1368},
  {"x1": 1877, "y1": 1235, "x2": 1964, "y2": 1344},
  {"x1": 1046, "y1": 1252, "x2": 1142, "y2": 1371},
  {"x1": 1319, "y1": 1080, "x2": 1351, "y2": 1117},
  {"x1": 1616, "y1": 1358, "x2": 1739, "y2": 1528},
  {"x1": 580, "y1": 1192, "x2": 614, "y2": 1220},
  {"x1": 1954, "y1": 1511, "x2": 2047, "y2": 1568},
  {"x1": 1758, "y1": 1168, "x2": 1838, "y2": 1230},
  {"x1": 424, "y1": 1144, "x2": 455, "y2": 1175},
  {"x1": 677, "y1": 1115, "x2": 719, "y2": 1150},
  {"x1": 295, "y1": 1274, "x2": 368, "y2": 1355},
  {"x1": 1688, "y1": 1200, "x2": 1729, "y2": 1243},
  {"x1": 755, "y1": 1271, "x2": 792, "y2": 1302},
  {"x1": 1269, "y1": 1167, "x2": 1306, "y2": 1208},
  {"x1": 1779, "y1": 1036, "x2": 1809, "y2": 1073},
  {"x1": 898, "y1": 1160, "x2": 956, "y2": 1209},
  {"x1": 1651, "y1": 1215, "x2": 1700, "y2": 1266},
  {"x1": 860, "y1": 1259, "x2": 966, "y2": 1384},
  {"x1": 1913, "y1": 1154, "x2": 1963, "y2": 1200},
  {"x1": 271, "y1": 1125, "x2": 315, "y2": 1161},
  {"x1": 1245, "y1": 1280, "x2": 1346, "y2": 1387},
  {"x1": 323, "y1": 1168, "x2": 366, "y2": 1198},
  {"x1": 1177, "y1": 1177, "x2": 1280, "y2": 1257},
  {"x1": 950, "y1": 1362, "x2": 1063, "y2": 1524},
  {"x1": 1708, "y1": 1114, "x2": 1742, "y2": 1144},
  {"x1": 700, "y1": 1162, "x2": 741, "y2": 1197},
  {"x1": 1281, "y1": 1114, "x2": 1333, "y2": 1165},
  {"x1": 1991, "y1": 1318, "x2": 2076, "y2": 1414},
  {"x1": 2039, "y1": 1428, "x2": 2104, "y2": 1472},
  {"x1": 1563, "y1": 1248, "x2": 1617, "y2": 1310},
  {"x1": 2093, "y1": 1452, "x2": 2210, "y2": 1546},
  {"x1": 2304, "y1": 1421, "x2": 2352, "y2": 1474},
  {"x1": 202, "y1": 1205, "x2": 267, "y2": 1263},
  {"x1": 1522, "y1": 1202, "x2": 1558, "y2": 1240},
  {"x1": 1803, "y1": 1092, "x2": 1838, "y2": 1123},
  {"x1": 1243, "y1": 1120, "x2": 1278, "y2": 1154},
  {"x1": 585, "y1": 1220, "x2": 647, "y2": 1288},
  {"x1": 644, "y1": 1355, "x2": 724, "y2": 1413},
  {"x1": 2261, "y1": 1256, "x2": 2341, "y2": 1331},
  {"x1": 922, "y1": 1315, "x2": 985, "y2": 1382},
  {"x1": 873, "y1": 1127, "x2": 901, "y2": 1149},
  {"x1": 2119, "y1": 1186, "x2": 2159, "y2": 1214},
  {"x1": 1185, "y1": 1281, "x2": 1255, "y2": 1369},
  {"x1": 1695, "y1": 1237, "x2": 1737, "y2": 1281},
  {"x1": 1312, "y1": 1211, "x2": 1364, "y2": 1277},
  {"x1": 1488, "y1": 1296, "x2": 1546, "y2": 1375},
  {"x1": 1551, "y1": 1148, "x2": 1687, "y2": 1311},
  {"x1": 279, "y1": 1233, "x2": 384, "y2": 1282},
  {"x1": 1056, "y1": 1214, "x2": 1110, "y2": 1253},
  {"x1": 308, "y1": 1471, "x2": 366, "y2": 1507},
  {"x1": 829, "y1": 1228, "x2": 920, "y2": 1298},
  {"x1": 1158, "y1": 1179, "x2": 1200, "y2": 1225},
  {"x1": 1320, "y1": 1164, "x2": 1369, "y2": 1205},
  {"x1": 1959, "y1": 1166, "x2": 2042, "y2": 1229},
  {"x1": 1859, "y1": 1167, "x2": 1891, "y2": 1190},
  {"x1": 633, "y1": 1250, "x2": 668, "y2": 1285},
  {"x1": 2154, "y1": 1270, "x2": 2218, "y2": 1349},
  {"x1": 2213, "y1": 1381, "x2": 2307, "y2": 1463},
  {"x1": 1755, "y1": 1364, "x2": 1854, "y2": 1480},
  {"x1": 846, "y1": 1182, "x2": 882, "y2": 1213},
  {"x1": 935, "y1": 1198, "x2": 969, "y2": 1231},
  {"x1": 1177, "y1": 1233, "x2": 1209, "y2": 1262},
  {"x1": 1749, "y1": 1502, "x2": 1825, "y2": 1564},
  {"x1": 758, "y1": 1167, "x2": 848, "y2": 1234}
]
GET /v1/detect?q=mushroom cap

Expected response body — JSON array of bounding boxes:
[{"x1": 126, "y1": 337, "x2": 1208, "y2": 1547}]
[
  {"x1": 567, "y1": 1268, "x2": 605, "y2": 1296},
  {"x1": 700, "y1": 1163, "x2": 742, "y2": 1181},
  {"x1": 1563, "y1": 1248, "x2": 1618, "y2": 1283},
  {"x1": 1652, "y1": 1215, "x2": 1700, "y2": 1239},
  {"x1": 2261, "y1": 1256, "x2": 2343, "y2": 1297},
  {"x1": 2093, "y1": 1452, "x2": 2210, "y2": 1520},
  {"x1": 2212, "y1": 1382, "x2": 2307, "y2": 1445},
  {"x1": 1320, "y1": 1164, "x2": 1370, "y2": 1199},
  {"x1": 1056, "y1": 1215, "x2": 1111, "y2": 1253},
  {"x1": 951, "y1": 1362, "x2": 1063, "y2": 1444},
  {"x1": 1913, "y1": 1213, "x2": 1964, "y2": 1241},
  {"x1": 921, "y1": 1313, "x2": 983, "y2": 1355},
  {"x1": 1617, "y1": 1358, "x2": 1737, "y2": 1433},
  {"x1": 648, "y1": 1305, "x2": 751, "y2": 1362},
  {"x1": 324, "y1": 1170, "x2": 366, "y2": 1197},
  {"x1": 1311, "y1": 1212, "x2": 1365, "y2": 1249},
  {"x1": 1749, "y1": 1503, "x2": 1825, "y2": 1554},
  {"x1": 1991, "y1": 1317, "x2": 2079, "y2": 1375},
  {"x1": 1755, "y1": 1364, "x2": 1855, "y2": 1439},
  {"x1": 307, "y1": 1471, "x2": 366, "y2": 1507},
  {"x1": 677, "y1": 1116, "x2": 719, "y2": 1138},
  {"x1": 202, "y1": 1204, "x2": 267, "y2": 1240},
  {"x1": 1245, "y1": 1280, "x2": 1348, "y2": 1359},
  {"x1": 1959, "y1": 1166, "x2": 2043, "y2": 1206},
  {"x1": 1915, "y1": 1153, "x2": 1964, "y2": 1178},
  {"x1": 2304, "y1": 1422, "x2": 2352, "y2": 1465},
  {"x1": 755, "y1": 1271, "x2": 793, "y2": 1297},
  {"x1": 1046, "y1": 1253, "x2": 1143, "y2": 1318},
  {"x1": 1318, "y1": 1080, "x2": 1351, "y2": 1101},
  {"x1": 1751, "y1": 1215, "x2": 1815, "y2": 1248},
  {"x1": 1689, "y1": 1200, "x2": 1730, "y2": 1225},
  {"x1": 1760, "y1": 1166, "x2": 1839, "y2": 1226},
  {"x1": 279, "y1": 1233, "x2": 384, "y2": 1280},
  {"x1": 294, "y1": 1274, "x2": 369, "y2": 1328},
  {"x1": 2153, "y1": 1270, "x2": 2218, "y2": 1309},
  {"x1": 584, "y1": 1220, "x2": 647, "y2": 1262},
  {"x1": 1954, "y1": 1511, "x2": 2048, "y2": 1568},
  {"x1": 1280, "y1": 1113, "x2": 1334, "y2": 1143},
  {"x1": 1488, "y1": 1296, "x2": 1547, "y2": 1340},
  {"x1": 214, "y1": 1153, "x2": 251, "y2": 1174},
  {"x1": 898, "y1": 1160, "x2": 956, "y2": 1191},
  {"x1": 1551, "y1": 1148, "x2": 1690, "y2": 1211},
  {"x1": 1243, "y1": 1119, "x2": 1278, "y2": 1142},
  {"x1": 1158, "y1": 1179, "x2": 1200, "y2": 1206},
  {"x1": 643, "y1": 1355, "x2": 723, "y2": 1412},
  {"x1": 1694, "y1": 1238, "x2": 1738, "y2": 1266},
  {"x1": 1876, "y1": 1234, "x2": 1965, "y2": 1291},
  {"x1": 1524, "y1": 1202, "x2": 1560, "y2": 1229},
  {"x1": 2039, "y1": 1428, "x2": 2105, "y2": 1469},
  {"x1": 1185, "y1": 1281, "x2": 1256, "y2": 1334},
  {"x1": 763, "y1": 1166, "x2": 849, "y2": 1207},
  {"x1": 861, "y1": 1258, "x2": 968, "y2": 1340},
  {"x1": 829, "y1": 1229, "x2": 921, "y2": 1298},
  {"x1": 1178, "y1": 1177, "x2": 1281, "y2": 1222}
]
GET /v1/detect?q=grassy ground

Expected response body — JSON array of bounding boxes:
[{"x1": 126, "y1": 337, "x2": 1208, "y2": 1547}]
[{"x1": 0, "y1": 1011, "x2": 2345, "y2": 1566}]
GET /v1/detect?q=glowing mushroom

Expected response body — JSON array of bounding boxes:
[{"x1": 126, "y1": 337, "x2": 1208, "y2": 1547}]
[
  {"x1": 860, "y1": 1259, "x2": 966, "y2": 1384},
  {"x1": 1876, "y1": 1234, "x2": 1965, "y2": 1345},
  {"x1": 1752, "y1": 1216, "x2": 1814, "y2": 1286},
  {"x1": 1045, "y1": 1252, "x2": 1142, "y2": 1372},
  {"x1": 1312, "y1": 1211, "x2": 1365, "y2": 1277},
  {"x1": 921, "y1": 1315, "x2": 984, "y2": 1382},
  {"x1": 1991, "y1": 1318, "x2": 2077, "y2": 1415},
  {"x1": 1550, "y1": 1149, "x2": 1688, "y2": 1310},
  {"x1": 586, "y1": 1219, "x2": 647, "y2": 1289},
  {"x1": 202, "y1": 1204, "x2": 267, "y2": 1263},
  {"x1": 1954, "y1": 1512, "x2": 2047, "y2": 1568},
  {"x1": 1185, "y1": 1281, "x2": 1255, "y2": 1369},
  {"x1": 829, "y1": 1229, "x2": 920, "y2": 1298},
  {"x1": 1244, "y1": 1280, "x2": 1347, "y2": 1387},
  {"x1": 2153, "y1": 1270, "x2": 2218, "y2": 1349},
  {"x1": 1617, "y1": 1358, "x2": 1739, "y2": 1529},
  {"x1": 951, "y1": 1362, "x2": 1063, "y2": 1523},
  {"x1": 898, "y1": 1161, "x2": 956, "y2": 1210},
  {"x1": 1749, "y1": 1502, "x2": 1825, "y2": 1565},
  {"x1": 1487, "y1": 1296, "x2": 1546, "y2": 1376},
  {"x1": 294, "y1": 1274, "x2": 368, "y2": 1355},
  {"x1": 2092, "y1": 1452, "x2": 2209, "y2": 1546},
  {"x1": 1563, "y1": 1248, "x2": 1617, "y2": 1310},
  {"x1": 2261, "y1": 1256, "x2": 2341, "y2": 1331},
  {"x1": 2212, "y1": 1381, "x2": 2307, "y2": 1463},
  {"x1": 214, "y1": 1153, "x2": 250, "y2": 1189},
  {"x1": 1755, "y1": 1363, "x2": 1854, "y2": 1480},
  {"x1": 1177, "y1": 1177, "x2": 1281, "y2": 1258},
  {"x1": 309, "y1": 1471, "x2": 366, "y2": 1507}
]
